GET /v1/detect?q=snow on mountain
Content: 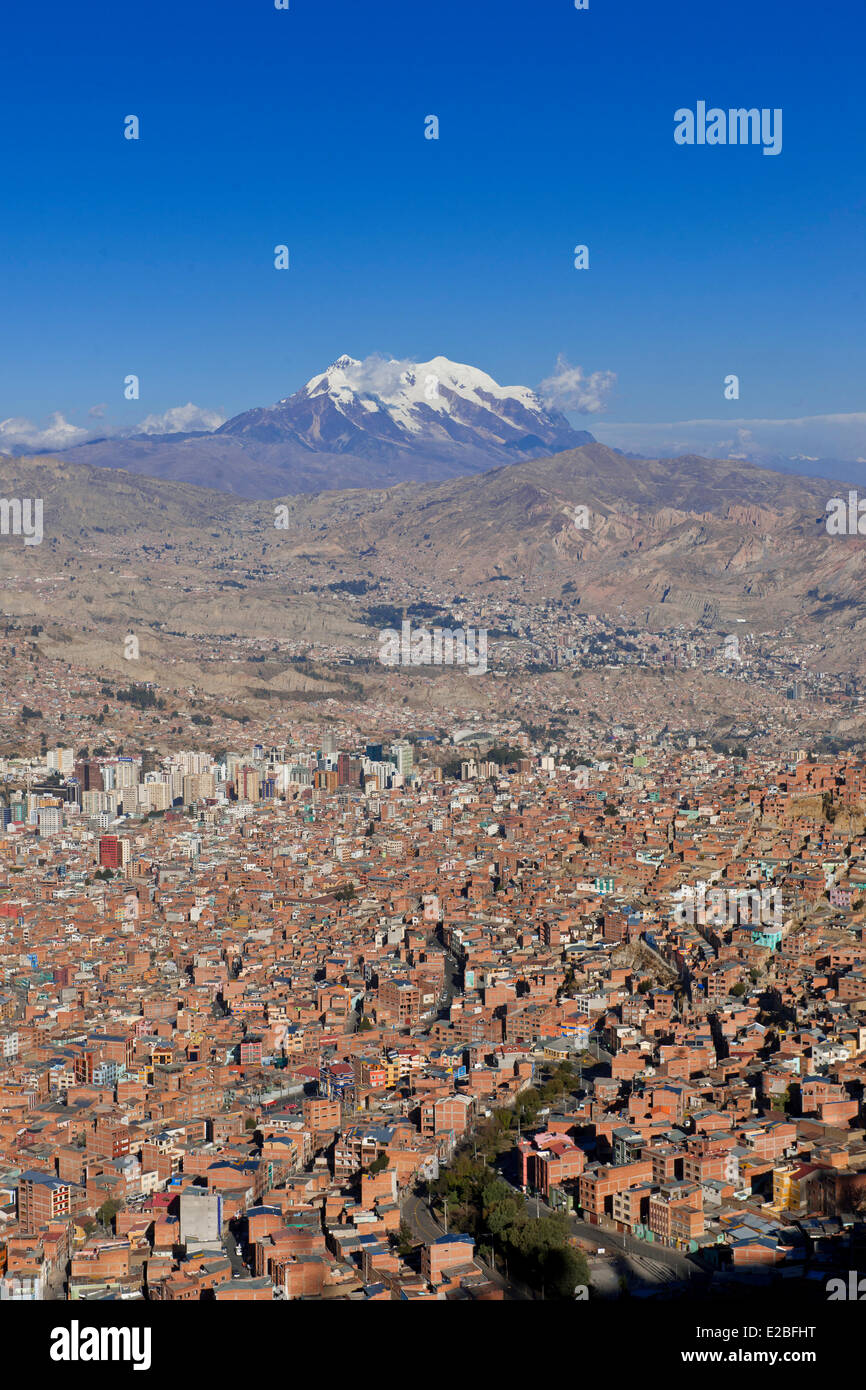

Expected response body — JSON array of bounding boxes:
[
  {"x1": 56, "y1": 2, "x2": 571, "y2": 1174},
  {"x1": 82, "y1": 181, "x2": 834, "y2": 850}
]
[
  {"x1": 300, "y1": 354, "x2": 546, "y2": 430},
  {"x1": 50, "y1": 355, "x2": 598, "y2": 499},
  {"x1": 221, "y1": 353, "x2": 593, "y2": 461},
  {"x1": 299, "y1": 353, "x2": 558, "y2": 431}
]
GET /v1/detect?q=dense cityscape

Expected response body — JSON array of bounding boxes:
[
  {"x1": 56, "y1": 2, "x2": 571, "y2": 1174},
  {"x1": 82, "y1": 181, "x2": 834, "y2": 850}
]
[
  {"x1": 3, "y1": 679, "x2": 866, "y2": 1307},
  {"x1": 4, "y1": 0, "x2": 865, "y2": 1373}
]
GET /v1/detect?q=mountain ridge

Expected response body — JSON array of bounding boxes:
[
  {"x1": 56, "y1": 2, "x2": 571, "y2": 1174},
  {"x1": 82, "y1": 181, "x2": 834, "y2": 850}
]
[
  {"x1": 1, "y1": 441, "x2": 860, "y2": 668},
  {"x1": 39, "y1": 355, "x2": 596, "y2": 498}
]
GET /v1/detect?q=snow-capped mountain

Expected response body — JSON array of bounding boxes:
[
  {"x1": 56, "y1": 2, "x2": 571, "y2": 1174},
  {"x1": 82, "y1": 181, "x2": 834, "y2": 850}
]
[
  {"x1": 47, "y1": 355, "x2": 596, "y2": 499},
  {"x1": 217, "y1": 354, "x2": 593, "y2": 462}
]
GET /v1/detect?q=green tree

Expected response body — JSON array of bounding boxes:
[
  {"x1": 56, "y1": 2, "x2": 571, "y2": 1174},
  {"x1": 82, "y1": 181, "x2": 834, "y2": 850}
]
[{"x1": 96, "y1": 1198, "x2": 122, "y2": 1229}]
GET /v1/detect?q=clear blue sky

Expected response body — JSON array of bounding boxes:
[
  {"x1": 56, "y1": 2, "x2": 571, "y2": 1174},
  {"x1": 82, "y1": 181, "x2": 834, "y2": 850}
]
[{"x1": 1, "y1": 0, "x2": 864, "y2": 442}]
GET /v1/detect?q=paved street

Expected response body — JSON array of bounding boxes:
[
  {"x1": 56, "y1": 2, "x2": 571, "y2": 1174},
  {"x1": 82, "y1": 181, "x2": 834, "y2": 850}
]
[
  {"x1": 222, "y1": 1229, "x2": 247, "y2": 1278},
  {"x1": 569, "y1": 1216, "x2": 704, "y2": 1284},
  {"x1": 499, "y1": 1174, "x2": 707, "y2": 1289},
  {"x1": 401, "y1": 1192, "x2": 533, "y2": 1299}
]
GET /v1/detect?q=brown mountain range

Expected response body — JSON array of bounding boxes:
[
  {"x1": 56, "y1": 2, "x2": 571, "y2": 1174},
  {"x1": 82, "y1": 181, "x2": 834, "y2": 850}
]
[{"x1": 0, "y1": 443, "x2": 861, "y2": 689}]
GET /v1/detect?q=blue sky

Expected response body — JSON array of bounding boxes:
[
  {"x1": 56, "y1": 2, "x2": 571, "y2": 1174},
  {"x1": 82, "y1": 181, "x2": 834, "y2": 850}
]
[{"x1": 1, "y1": 0, "x2": 864, "y2": 457}]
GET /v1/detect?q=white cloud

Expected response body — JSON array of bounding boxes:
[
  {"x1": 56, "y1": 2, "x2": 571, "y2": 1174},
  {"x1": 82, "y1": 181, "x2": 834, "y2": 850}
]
[
  {"x1": 0, "y1": 412, "x2": 92, "y2": 454},
  {"x1": 538, "y1": 354, "x2": 617, "y2": 414},
  {"x1": 339, "y1": 354, "x2": 417, "y2": 398},
  {"x1": 0, "y1": 403, "x2": 226, "y2": 454},
  {"x1": 134, "y1": 402, "x2": 226, "y2": 436},
  {"x1": 590, "y1": 412, "x2": 866, "y2": 463}
]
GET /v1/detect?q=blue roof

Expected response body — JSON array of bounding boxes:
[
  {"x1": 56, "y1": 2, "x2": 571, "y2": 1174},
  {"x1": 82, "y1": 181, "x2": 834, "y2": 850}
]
[{"x1": 19, "y1": 1170, "x2": 70, "y2": 1189}]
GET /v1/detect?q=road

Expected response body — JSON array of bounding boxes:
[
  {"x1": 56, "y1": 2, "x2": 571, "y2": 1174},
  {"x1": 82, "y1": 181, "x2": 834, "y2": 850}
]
[
  {"x1": 502, "y1": 1177, "x2": 706, "y2": 1286},
  {"x1": 405, "y1": 1032, "x2": 704, "y2": 1297},
  {"x1": 401, "y1": 1192, "x2": 533, "y2": 1299},
  {"x1": 437, "y1": 939, "x2": 462, "y2": 1017},
  {"x1": 222, "y1": 1230, "x2": 247, "y2": 1278},
  {"x1": 569, "y1": 1215, "x2": 704, "y2": 1284}
]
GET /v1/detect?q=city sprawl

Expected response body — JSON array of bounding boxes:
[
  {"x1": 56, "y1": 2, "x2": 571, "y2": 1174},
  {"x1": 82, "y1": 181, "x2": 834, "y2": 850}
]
[
  {"x1": 2, "y1": 0, "x2": 865, "y2": 1357},
  {"x1": 3, "y1": 654, "x2": 866, "y2": 1303}
]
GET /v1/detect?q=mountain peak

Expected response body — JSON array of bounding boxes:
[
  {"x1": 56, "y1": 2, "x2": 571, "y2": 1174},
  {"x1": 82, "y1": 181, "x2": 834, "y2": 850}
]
[
  {"x1": 55, "y1": 355, "x2": 597, "y2": 498},
  {"x1": 229, "y1": 353, "x2": 595, "y2": 466}
]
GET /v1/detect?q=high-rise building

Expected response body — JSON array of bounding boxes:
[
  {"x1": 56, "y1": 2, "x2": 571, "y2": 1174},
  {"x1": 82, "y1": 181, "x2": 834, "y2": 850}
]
[
  {"x1": 235, "y1": 765, "x2": 261, "y2": 802},
  {"x1": 47, "y1": 747, "x2": 74, "y2": 776},
  {"x1": 18, "y1": 1171, "x2": 74, "y2": 1233},
  {"x1": 183, "y1": 772, "x2": 216, "y2": 803},
  {"x1": 391, "y1": 741, "x2": 413, "y2": 778},
  {"x1": 139, "y1": 781, "x2": 171, "y2": 812},
  {"x1": 37, "y1": 806, "x2": 63, "y2": 837},
  {"x1": 82, "y1": 789, "x2": 122, "y2": 817},
  {"x1": 99, "y1": 835, "x2": 129, "y2": 871},
  {"x1": 73, "y1": 760, "x2": 98, "y2": 792},
  {"x1": 113, "y1": 757, "x2": 141, "y2": 790},
  {"x1": 337, "y1": 753, "x2": 357, "y2": 787}
]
